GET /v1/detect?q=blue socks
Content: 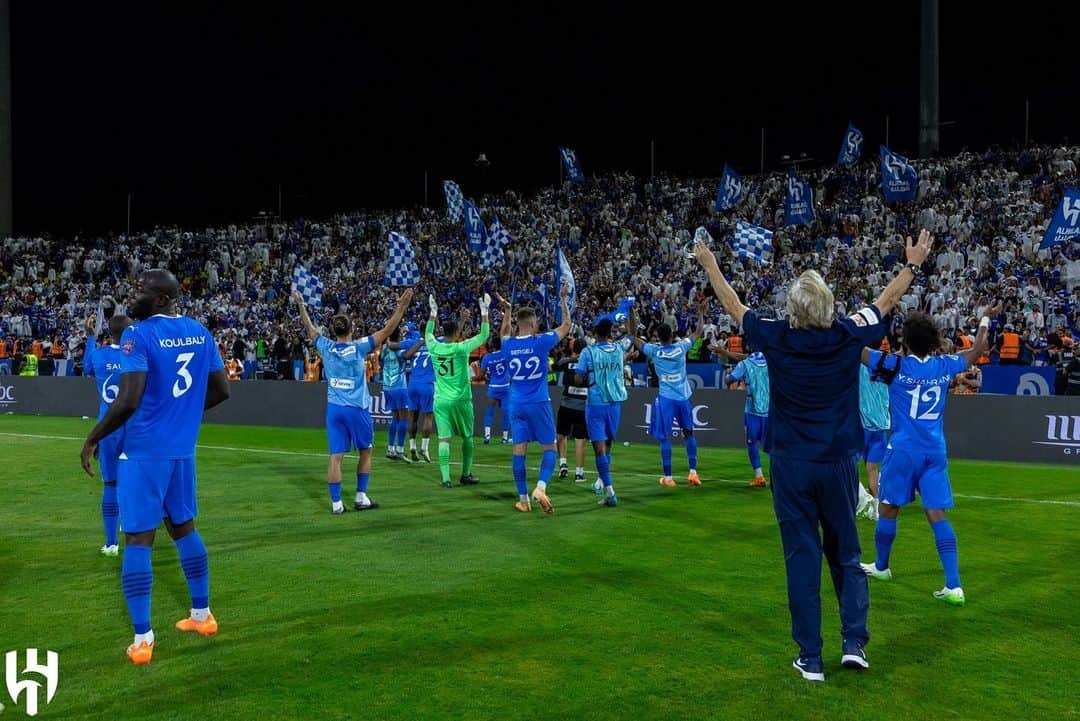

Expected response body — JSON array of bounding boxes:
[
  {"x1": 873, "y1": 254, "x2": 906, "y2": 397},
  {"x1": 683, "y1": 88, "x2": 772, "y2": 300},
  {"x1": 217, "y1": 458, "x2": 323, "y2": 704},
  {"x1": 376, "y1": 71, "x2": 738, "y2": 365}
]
[
  {"x1": 747, "y1": 439, "x2": 761, "y2": 472},
  {"x1": 175, "y1": 531, "x2": 210, "y2": 610},
  {"x1": 660, "y1": 440, "x2": 673, "y2": 477},
  {"x1": 102, "y1": 484, "x2": 119, "y2": 547},
  {"x1": 512, "y1": 454, "x2": 528, "y2": 496},
  {"x1": 686, "y1": 436, "x2": 698, "y2": 471},
  {"x1": 483, "y1": 405, "x2": 495, "y2": 430},
  {"x1": 931, "y1": 519, "x2": 961, "y2": 588},
  {"x1": 121, "y1": 545, "x2": 153, "y2": 634},
  {"x1": 328, "y1": 482, "x2": 342, "y2": 503},
  {"x1": 596, "y1": 453, "x2": 612, "y2": 488},
  {"x1": 357, "y1": 473, "x2": 370, "y2": 493},
  {"x1": 539, "y1": 450, "x2": 557, "y2": 483},
  {"x1": 389, "y1": 419, "x2": 404, "y2": 448},
  {"x1": 874, "y1": 517, "x2": 897, "y2": 571}
]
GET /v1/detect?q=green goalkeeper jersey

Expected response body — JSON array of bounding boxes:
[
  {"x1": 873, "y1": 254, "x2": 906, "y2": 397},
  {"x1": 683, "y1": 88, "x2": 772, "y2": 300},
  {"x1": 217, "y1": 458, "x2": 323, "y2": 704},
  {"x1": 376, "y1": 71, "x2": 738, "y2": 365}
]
[{"x1": 426, "y1": 320, "x2": 489, "y2": 403}]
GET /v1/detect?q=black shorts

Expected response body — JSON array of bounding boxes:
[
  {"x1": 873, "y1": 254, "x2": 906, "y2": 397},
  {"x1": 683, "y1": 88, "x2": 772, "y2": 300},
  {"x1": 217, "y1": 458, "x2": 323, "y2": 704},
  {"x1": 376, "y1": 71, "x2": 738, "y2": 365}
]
[{"x1": 556, "y1": 406, "x2": 587, "y2": 440}]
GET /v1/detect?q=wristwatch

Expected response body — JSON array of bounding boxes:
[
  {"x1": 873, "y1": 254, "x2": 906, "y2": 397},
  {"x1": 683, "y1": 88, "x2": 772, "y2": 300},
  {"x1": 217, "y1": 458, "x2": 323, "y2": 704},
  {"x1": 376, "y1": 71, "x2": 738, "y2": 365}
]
[{"x1": 905, "y1": 262, "x2": 922, "y2": 275}]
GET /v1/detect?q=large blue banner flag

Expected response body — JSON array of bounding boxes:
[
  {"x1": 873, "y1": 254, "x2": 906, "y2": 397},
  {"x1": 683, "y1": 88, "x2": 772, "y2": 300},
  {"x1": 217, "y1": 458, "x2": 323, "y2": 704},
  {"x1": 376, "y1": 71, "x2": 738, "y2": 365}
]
[
  {"x1": 553, "y1": 247, "x2": 577, "y2": 323},
  {"x1": 715, "y1": 164, "x2": 744, "y2": 211},
  {"x1": 291, "y1": 264, "x2": 324, "y2": 308},
  {"x1": 560, "y1": 147, "x2": 585, "y2": 184},
  {"x1": 784, "y1": 171, "x2": 814, "y2": 226},
  {"x1": 1040, "y1": 187, "x2": 1080, "y2": 249},
  {"x1": 880, "y1": 145, "x2": 919, "y2": 202},
  {"x1": 443, "y1": 180, "x2": 464, "y2": 222},
  {"x1": 837, "y1": 123, "x2": 864, "y2": 167},
  {"x1": 463, "y1": 200, "x2": 487, "y2": 253}
]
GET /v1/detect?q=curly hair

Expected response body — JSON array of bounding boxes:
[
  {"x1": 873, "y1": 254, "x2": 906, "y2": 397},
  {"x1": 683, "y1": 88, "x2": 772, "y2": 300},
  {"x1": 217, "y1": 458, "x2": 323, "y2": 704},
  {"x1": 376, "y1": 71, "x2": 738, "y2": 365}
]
[{"x1": 902, "y1": 311, "x2": 941, "y2": 357}]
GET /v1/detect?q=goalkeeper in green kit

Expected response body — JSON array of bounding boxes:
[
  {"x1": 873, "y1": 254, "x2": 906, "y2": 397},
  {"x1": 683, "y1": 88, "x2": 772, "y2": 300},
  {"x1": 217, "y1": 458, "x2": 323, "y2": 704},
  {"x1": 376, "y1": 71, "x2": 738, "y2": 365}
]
[{"x1": 426, "y1": 291, "x2": 491, "y2": 488}]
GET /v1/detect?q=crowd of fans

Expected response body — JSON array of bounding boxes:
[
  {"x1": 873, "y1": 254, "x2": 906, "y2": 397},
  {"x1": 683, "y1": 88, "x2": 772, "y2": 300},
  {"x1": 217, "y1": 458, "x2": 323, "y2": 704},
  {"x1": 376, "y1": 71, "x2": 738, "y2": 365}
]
[{"x1": 1, "y1": 144, "x2": 1077, "y2": 392}]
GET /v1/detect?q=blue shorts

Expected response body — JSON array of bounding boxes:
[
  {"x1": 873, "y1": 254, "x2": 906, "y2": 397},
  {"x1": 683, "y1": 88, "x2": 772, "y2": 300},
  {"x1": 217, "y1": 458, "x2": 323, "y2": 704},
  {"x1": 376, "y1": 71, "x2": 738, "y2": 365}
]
[
  {"x1": 326, "y1": 403, "x2": 374, "y2": 454},
  {"x1": 98, "y1": 431, "x2": 123, "y2": 482},
  {"x1": 383, "y1": 388, "x2": 410, "y2": 412},
  {"x1": 879, "y1": 448, "x2": 953, "y2": 510},
  {"x1": 586, "y1": 403, "x2": 621, "y2": 442},
  {"x1": 745, "y1": 413, "x2": 767, "y2": 446},
  {"x1": 487, "y1": 385, "x2": 510, "y2": 402},
  {"x1": 862, "y1": 429, "x2": 888, "y2": 464},
  {"x1": 407, "y1": 384, "x2": 434, "y2": 414},
  {"x1": 118, "y1": 457, "x2": 197, "y2": 532},
  {"x1": 649, "y1": 396, "x2": 694, "y2": 440},
  {"x1": 511, "y1": 400, "x2": 556, "y2": 445}
]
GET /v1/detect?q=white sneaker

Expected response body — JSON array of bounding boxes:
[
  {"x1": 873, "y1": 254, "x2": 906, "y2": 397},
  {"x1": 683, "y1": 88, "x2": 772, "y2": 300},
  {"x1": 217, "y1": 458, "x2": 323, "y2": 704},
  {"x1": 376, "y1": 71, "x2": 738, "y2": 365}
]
[
  {"x1": 860, "y1": 562, "x2": 892, "y2": 580},
  {"x1": 932, "y1": 586, "x2": 965, "y2": 606},
  {"x1": 100, "y1": 544, "x2": 119, "y2": 557}
]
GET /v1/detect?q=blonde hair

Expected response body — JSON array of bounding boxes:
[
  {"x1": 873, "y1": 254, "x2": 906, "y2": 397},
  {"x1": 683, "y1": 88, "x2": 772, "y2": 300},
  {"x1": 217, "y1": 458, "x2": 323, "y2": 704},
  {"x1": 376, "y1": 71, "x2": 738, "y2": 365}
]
[{"x1": 786, "y1": 270, "x2": 835, "y2": 329}]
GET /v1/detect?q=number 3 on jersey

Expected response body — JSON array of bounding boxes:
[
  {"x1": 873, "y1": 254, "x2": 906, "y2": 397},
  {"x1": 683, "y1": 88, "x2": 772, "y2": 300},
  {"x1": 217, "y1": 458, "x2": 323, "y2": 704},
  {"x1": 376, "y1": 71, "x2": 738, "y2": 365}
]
[
  {"x1": 906, "y1": 385, "x2": 942, "y2": 420},
  {"x1": 173, "y1": 352, "x2": 195, "y2": 398},
  {"x1": 509, "y1": 356, "x2": 543, "y2": 381}
]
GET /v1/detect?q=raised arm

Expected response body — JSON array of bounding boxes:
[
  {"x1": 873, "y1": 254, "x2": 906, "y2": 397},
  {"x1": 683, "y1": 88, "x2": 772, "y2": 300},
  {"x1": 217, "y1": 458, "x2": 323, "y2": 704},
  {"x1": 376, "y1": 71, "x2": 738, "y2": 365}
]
[
  {"x1": 554, "y1": 282, "x2": 572, "y2": 340},
  {"x1": 873, "y1": 229, "x2": 933, "y2": 317},
  {"x1": 626, "y1": 305, "x2": 646, "y2": 350},
  {"x1": 961, "y1": 301, "x2": 1002, "y2": 367},
  {"x1": 690, "y1": 302, "x2": 707, "y2": 342},
  {"x1": 694, "y1": 242, "x2": 748, "y2": 325},
  {"x1": 371, "y1": 289, "x2": 415, "y2": 348},
  {"x1": 463, "y1": 294, "x2": 492, "y2": 352},
  {"x1": 292, "y1": 290, "x2": 319, "y2": 341},
  {"x1": 494, "y1": 293, "x2": 512, "y2": 339}
]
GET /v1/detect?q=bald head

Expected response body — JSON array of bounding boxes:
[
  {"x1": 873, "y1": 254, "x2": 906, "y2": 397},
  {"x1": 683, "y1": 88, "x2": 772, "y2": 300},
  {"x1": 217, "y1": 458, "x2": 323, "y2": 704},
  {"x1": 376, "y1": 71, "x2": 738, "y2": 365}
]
[{"x1": 130, "y1": 269, "x2": 180, "y2": 320}]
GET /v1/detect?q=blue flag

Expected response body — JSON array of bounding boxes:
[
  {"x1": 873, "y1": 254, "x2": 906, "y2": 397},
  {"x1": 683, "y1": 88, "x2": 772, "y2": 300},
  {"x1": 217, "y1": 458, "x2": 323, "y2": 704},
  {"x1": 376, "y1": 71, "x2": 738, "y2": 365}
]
[
  {"x1": 880, "y1": 146, "x2": 919, "y2": 202},
  {"x1": 560, "y1": 147, "x2": 585, "y2": 184},
  {"x1": 1041, "y1": 187, "x2": 1080, "y2": 249},
  {"x1": 553, "y1": 247, "x2": 577, "y2": 323},
  {"x1": 291, "y1": 264, "x2": 325, "y2": 308},
  {"x1": 384, "y1": 232, "x2": 420, "y2": 287},
  {"x1": 481, "y1": 216, "x2": 510, "y2": 270},
  {"x1": 784, "y1": 171, "x2": 814, "y2": 226},
  {"x1": 837, "y1": 123, "x2": 864, "y2": 167},
  {"x1": 463, "y1": 200, "x2": 487, "y2": 253},
  {"x1": 733, "y1": 221, "x2": 773, "y2": 264},
  {"x1": 443, "y1": 180, "x2": 464, "y2": 222},
  {"x1": 715, "y1": 164, "x2": 744, "y2": 211},
  {"x1": 596, "y1": 296, "x2": 636, "y2": 326}
]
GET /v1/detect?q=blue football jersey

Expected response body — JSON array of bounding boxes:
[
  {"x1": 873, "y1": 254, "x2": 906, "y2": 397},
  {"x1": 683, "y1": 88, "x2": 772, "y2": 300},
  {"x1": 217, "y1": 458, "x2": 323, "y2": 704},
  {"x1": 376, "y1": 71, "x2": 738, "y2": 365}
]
[
  {"x1": 502, "y1": 332, "x2": 560, "y2": 405},
  {"x1": 119, "y1": 315, "x2": 225, "y2": 460},
  {"x1": 576, "y1": 342, "x2": 627, "y2": 405},
  {"x1": 642, "y1": 340, "x2": 693, "y2": 401},
  {"x1": 730, "y1": 352, "x2": 770, "y2": 416},
  {"x1": 868, "y1": 350, "x2": 966, "y2": 456},
  {"x1": 858, "y1": 364, "x2": 891, "y2": 431},
  {"x1": 316, "y1": 334, "x2": 375, "y2": 409},
  {"x1": 407, "y1": 337, "x2": 435, "y2": 387},
  {"x1": 481, "y1": 349, "x2": 511, "y2": 389},
  {"x1": 89, "y1": 344, "x2": 127, "y2": 420},
  {"x1": 380, "y1": 344, "x2": 407, "y2": 390}
]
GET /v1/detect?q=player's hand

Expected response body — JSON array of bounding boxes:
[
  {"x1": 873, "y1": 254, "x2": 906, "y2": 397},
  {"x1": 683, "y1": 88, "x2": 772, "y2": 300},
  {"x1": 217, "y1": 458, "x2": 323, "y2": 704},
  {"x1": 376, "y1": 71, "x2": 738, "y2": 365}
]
[
  {"x1": 905, "y1": 228, "x2": 934, "y2": 267},
  {"x1": 493, "y1": 293, "x2": 511, "y2": 312},
  {"x1": 80, "y1": 440, "x2": 98, "y2": 478},
  {"x1": 397, "y1": 288, "x2": 414, "y2": 307},
  {"x1": 292, "y1": 290, "x2": 304, "y2": 305},
  {"x1": 428, "y1": 293, "x2": 438, "y2": 315},
  {"x1": 479, "y1": 293, "x2": 491, "y2": 315}
]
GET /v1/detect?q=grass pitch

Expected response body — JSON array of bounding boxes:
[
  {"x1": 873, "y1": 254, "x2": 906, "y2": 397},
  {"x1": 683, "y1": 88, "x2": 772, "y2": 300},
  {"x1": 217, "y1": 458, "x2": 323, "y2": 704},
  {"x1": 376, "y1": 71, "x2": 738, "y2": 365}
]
[{"x1": 1, "y1": 415, "x2": 1077, "y2": 721}]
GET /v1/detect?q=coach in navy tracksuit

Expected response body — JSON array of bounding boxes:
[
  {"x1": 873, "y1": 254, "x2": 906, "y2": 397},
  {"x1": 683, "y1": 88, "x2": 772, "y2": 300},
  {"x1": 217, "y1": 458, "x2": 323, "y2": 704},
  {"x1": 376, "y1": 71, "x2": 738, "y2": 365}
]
[{"x1": 694, "y1": 230, "x2": 933, "y2": 682}]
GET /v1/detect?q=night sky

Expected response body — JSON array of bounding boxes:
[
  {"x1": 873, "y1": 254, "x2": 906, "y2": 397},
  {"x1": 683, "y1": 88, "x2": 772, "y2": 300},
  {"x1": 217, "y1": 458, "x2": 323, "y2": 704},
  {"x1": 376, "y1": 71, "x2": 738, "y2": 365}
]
[{"x1": 10, "y1": 2, "x2": 1079, "y2": 235}]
